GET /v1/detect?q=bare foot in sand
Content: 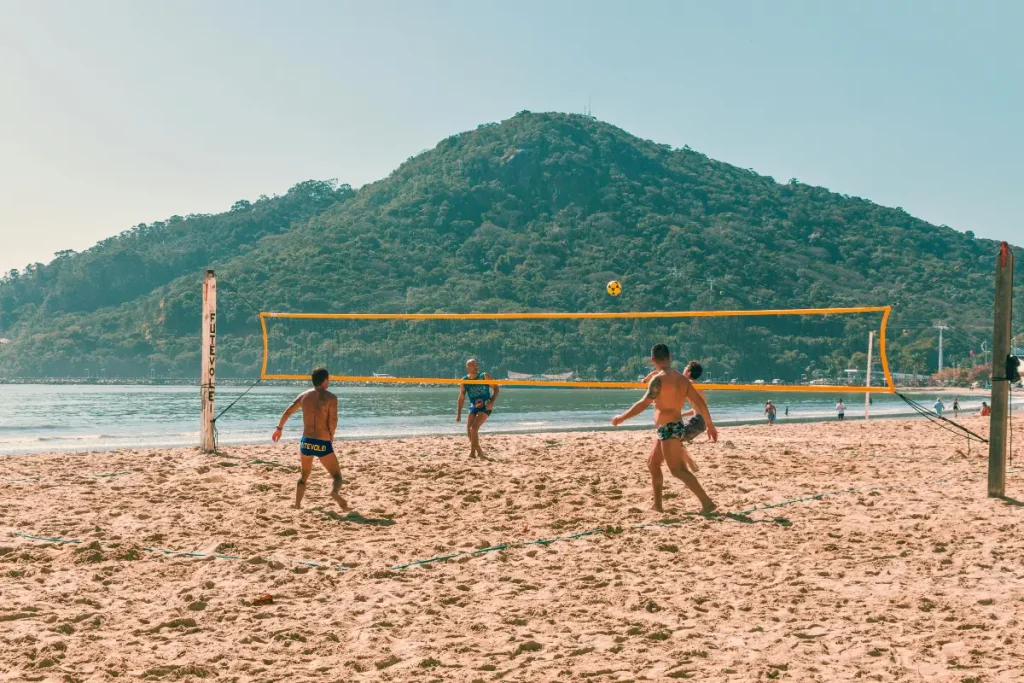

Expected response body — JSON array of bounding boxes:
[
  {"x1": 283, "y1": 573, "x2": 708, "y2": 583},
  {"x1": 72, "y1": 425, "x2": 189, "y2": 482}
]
[
  {"x1": 700, "y1": 501, "x2": 719, "y2": 515},
  {"x1": 292, "y1": 502, "x2": 302, "y2": 510},
  {"x1": 331, "y1": 492, "x2": 350, "y2": 512},
  {"x1": 651, "y1": 502, "x2": 664, "y2": 513}
]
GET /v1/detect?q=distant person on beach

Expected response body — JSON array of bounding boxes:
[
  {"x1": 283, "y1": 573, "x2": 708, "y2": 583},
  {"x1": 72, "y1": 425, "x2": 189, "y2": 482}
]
[
  {"x1": 980, "y1": 402, "x2": 991, "y2": 416},
  {"x1": 785, "y1": 405, "x2": 789, "y2": 417},
  {"x1": 271, "y1": 366, "x2": 347, "y2": 511},
  {"x1": 764, "y1": 400, "x2": 777, "y2": 425},
  {"x1": 456, "y1": 358, "x2": 499, "y2": 459},
  {"x1": 952, "y1": 398, "x2": 960, "y2": 418},
  {"x1": 611, "y1": 343, "x2": 719, "y2": 514},
  {"x1": 933, "y1": 398, "x2": 945, "y2": 416},
  {"x1": 835, "y1": 398, "x2": 846, "y2": 421}
]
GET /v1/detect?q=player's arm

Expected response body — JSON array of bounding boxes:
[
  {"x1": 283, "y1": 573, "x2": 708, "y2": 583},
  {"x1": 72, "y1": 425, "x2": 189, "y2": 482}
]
[
  {"x1": 684, "y1": 379, "x2": 718, "y2": 442},
  {"x1": 272, "y1": 392, "x2": 304, "y2": 441},
  {"x1": 612, "y1": 376, "x2": 661, "y2": 426},
  {"x1": 680, "y1": 385, "x2": 702, "y2": 419},
  {"x1": 328, "y1": 395, "x2": 338, "y2": 442},
  {"x1": 485, "y1": 373, "x2": 499, "y2": 409},
  {"x1": 456, "y1": 385, "x2": 465, "y2": 422}
]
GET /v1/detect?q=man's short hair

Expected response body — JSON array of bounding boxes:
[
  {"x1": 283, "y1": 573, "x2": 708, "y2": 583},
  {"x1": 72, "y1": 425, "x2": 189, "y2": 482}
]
[
  {"x1": 311, "y1": 366, "x2": 329, "y2": 387},
  {"x1": 685, "y1": 360, "x2": 703, "y2": 381},
  {"x1": 651, "y1": 343, "x2": 671, "y2": 362}
]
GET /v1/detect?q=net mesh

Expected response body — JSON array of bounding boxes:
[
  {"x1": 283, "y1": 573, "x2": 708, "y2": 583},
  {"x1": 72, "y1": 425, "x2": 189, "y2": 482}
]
[{"x1": 260, "y1": 308, "x2": 894, "y2": 392}]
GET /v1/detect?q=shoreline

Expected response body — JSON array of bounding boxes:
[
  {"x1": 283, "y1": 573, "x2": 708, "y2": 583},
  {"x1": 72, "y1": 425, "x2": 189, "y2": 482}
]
[
  {"x1": 3, "y1": 382, "x2": 1015, "y2": 457},
  {"x1": 1, "y1": 399, "x2": 1005, "y2": 457}
]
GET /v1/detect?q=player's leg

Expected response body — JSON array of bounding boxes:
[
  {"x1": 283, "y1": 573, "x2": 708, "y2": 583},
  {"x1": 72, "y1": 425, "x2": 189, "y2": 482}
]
[
  {"x1": 294, "y1": 454, "x2": 314, "y2": 509},
  {"x1": 647, "y1": 438, "x2": 666, "y2": 512},
  {"x1": 465, "y1": 412, "x2": 480, "y2": 457},
  {"x1": 470, "y1": 411, "x2": 490, "y2": 457},
  {"x1": 318, "y1": 452, "x2": 349, "y2": 511},
  {"x1": 662, "y1": 438, "x2": 717, "y2": 514},
  {"x1": 680, "y1": 445, "x2": 699, "y2": 473}
]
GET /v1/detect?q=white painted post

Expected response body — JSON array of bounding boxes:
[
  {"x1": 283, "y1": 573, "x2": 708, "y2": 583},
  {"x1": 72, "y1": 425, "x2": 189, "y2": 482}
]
[
  {"x1": 936, "y1": 324, "x2": 947, "y2": 373},
  {"x1": 200, "y1": 270, "x2": 217, "y2": 452},
  {"x1": 865, "y1": 330, "x2": 874, "y2": 421}
]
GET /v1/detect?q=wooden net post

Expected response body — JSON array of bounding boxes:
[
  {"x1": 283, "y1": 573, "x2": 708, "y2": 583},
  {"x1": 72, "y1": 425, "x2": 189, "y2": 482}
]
[{"x1": 200, "y1": 270, "x2": 217, "y2": 453}]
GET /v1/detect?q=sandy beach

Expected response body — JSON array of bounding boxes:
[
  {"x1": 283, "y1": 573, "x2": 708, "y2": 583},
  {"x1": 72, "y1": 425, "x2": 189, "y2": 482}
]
[{"x1": 2, "y1": 416, "x2": 1023, "y2": 681}]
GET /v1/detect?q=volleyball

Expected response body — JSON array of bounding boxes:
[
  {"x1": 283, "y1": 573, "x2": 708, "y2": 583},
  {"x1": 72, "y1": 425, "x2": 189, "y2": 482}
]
[{"x1": 606, "y1": 280, "x2": 622, "y2": 296}]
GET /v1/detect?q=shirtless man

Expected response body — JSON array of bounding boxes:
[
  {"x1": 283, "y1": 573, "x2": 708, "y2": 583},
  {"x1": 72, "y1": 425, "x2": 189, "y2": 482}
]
[
  {"x1": 646, "y1": 360, "x2": 704, "y2": 472},
  {"x1": 456, "y1": 358, "x2": 499, "y2": 458},
  {"x1": 613, "y1": 344, "x2": 719, "y2": 513},
  {"x1": 271, "y1": 366, "x2": 347, "y2": 511}
]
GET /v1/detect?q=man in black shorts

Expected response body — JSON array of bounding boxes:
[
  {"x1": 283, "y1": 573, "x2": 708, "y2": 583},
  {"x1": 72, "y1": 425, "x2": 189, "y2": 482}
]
[{"x1": 613, "y1": 345, "x2": 719, "y2": 513}]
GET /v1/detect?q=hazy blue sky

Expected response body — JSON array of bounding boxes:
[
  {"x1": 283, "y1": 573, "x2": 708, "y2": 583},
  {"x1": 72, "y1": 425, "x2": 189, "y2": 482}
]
[{"x1": 1, "y1": 0, "x2": 1021, "y2": 274}]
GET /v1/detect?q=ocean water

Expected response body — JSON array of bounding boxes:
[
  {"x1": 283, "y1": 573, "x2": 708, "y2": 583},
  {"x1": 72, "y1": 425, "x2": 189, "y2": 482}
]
[
  {"x1": 0, "y1": 383, "x2": 1013, "y2": 456},
  {"x1": 0, "y1": 382, "x2": 1007, "y2": 456}
]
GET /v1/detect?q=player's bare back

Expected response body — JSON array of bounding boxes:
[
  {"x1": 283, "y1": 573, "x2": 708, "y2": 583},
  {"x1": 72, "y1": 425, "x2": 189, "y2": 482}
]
[
  {"x1": 648, "y1": 368, "x2": 688, "y2": 427},
  {"x1": 297, "y1": 389, "x2": 336, "y2": 440}
]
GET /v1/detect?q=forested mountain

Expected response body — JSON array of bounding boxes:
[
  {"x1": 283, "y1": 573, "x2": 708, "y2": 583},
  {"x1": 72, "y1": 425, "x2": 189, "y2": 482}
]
[
  {"x1": 0, "y1": 112, "x2": 1019, "y2": 380},
  {"x1": 0, "y1": 180, "x2": 353, "y2": 320}
]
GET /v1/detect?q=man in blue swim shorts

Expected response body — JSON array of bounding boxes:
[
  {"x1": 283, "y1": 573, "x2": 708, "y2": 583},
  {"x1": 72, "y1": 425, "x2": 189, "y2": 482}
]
[
  {"x1": 456, "y1": 358, "x2": 500, "y2": 459},
  {"x1": 271, "y1": 366, "x2": 348, "y2": 511}
]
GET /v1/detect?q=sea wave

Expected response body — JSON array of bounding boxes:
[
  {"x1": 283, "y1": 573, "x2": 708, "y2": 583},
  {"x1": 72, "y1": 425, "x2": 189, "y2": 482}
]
[{"x1": 0, "y1": 424, "x2": 64, "y2": 432}]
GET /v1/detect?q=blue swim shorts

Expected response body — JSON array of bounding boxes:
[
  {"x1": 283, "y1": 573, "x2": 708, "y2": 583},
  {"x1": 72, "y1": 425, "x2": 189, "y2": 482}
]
[
  {"x1": 469, "y1": 398, "x2": 492, "y2": 416},
  {"x1": 299, "y1": 437, "x2": 334, "y2": 458}
]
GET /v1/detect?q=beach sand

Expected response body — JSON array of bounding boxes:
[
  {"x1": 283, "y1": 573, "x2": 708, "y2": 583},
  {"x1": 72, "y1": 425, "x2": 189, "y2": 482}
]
[{"x1": 2, "y1": 416, "x2": 1023, "y2": 681}]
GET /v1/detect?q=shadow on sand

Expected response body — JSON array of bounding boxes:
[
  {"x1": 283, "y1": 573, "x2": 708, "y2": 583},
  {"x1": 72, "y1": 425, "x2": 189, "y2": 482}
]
[
  {"x1": 315, "y1": 508, "x2": 396, "y2": 526},
  {"x1": 680, "y1": 510, "x2": 793, "y2": 527}
]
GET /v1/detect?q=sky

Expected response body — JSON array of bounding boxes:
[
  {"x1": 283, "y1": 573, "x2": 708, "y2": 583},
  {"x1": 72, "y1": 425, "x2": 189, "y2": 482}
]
[{"x1": 1, "y1": 0, "x2": 1022, "y2": 274}]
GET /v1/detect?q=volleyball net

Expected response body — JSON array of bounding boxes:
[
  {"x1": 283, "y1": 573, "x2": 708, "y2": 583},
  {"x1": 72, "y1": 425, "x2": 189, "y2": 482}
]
[{"x1": 258, "y1": 306, "x2": 895, "y2": 392}]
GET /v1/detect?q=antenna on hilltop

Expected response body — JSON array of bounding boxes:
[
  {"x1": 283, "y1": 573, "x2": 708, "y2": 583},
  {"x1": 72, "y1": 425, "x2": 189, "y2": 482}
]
[{"x1": 585, "y1": 94, "x2": 592, "y2": 118}]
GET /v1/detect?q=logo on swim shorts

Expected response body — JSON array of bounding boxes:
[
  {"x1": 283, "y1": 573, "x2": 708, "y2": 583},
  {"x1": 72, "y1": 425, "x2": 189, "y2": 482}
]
[
  {"x1": 474, "y1": 399, "x2": 484, "y2": 408},
  {"x1": 306, "y1": 442, "x2": 327, "y2": 452}
]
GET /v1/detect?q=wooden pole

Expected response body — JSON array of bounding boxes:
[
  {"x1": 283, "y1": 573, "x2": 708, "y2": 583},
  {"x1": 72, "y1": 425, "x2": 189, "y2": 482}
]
[
  {"x1": 200, "y1": 270, "x2": 217, "y2": 453},
  {"x1": 865, "y1": 330, "x2": 874, "y2": 421},
  {"x1": 988, "y1": 243, "x2": 1014, "y2": 497}
]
